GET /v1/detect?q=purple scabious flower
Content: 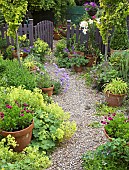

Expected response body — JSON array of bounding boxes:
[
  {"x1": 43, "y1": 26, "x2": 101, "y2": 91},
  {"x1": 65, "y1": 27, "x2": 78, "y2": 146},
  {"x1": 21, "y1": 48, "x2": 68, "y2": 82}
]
[
  {"x1": 90, "y1": 2, "x2": 97, "y2": 7},
  {"x1": 23, "y1": 48, "x2": 30, "y2": 53},
  {"x1": 84, "y1": 2, "x2": 89, "y2": 6}
]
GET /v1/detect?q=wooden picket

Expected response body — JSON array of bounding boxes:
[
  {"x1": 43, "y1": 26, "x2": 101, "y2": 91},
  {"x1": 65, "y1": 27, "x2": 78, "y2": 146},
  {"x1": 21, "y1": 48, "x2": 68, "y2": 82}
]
[{"x1": 0, "y1": 19, "x2": 53, "y2": 49}]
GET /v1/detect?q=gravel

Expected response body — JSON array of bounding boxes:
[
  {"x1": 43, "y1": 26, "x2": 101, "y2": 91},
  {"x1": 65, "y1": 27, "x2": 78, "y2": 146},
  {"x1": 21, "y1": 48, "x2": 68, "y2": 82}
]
[
  {"x1": 45, "y1": 64, "x2": 107, "y2": 170},
  {"x1": 46, "y1": 41, "x2": 107, "y2": 170}
]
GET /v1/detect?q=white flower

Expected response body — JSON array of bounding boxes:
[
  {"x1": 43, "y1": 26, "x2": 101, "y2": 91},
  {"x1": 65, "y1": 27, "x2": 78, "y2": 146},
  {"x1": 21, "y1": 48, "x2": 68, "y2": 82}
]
[
  {"x1": 96, "y1": 18, "x2": 101, "y2": 24},
  {"x1": 88, "y1": 19, "x2": 93, "y2": 24},
  {"x1": 80, "y1": 21, "x2": 88, "y2": 28},
  {"x1": 83, "y1": 28, "x2": 88, "y2": 34}
]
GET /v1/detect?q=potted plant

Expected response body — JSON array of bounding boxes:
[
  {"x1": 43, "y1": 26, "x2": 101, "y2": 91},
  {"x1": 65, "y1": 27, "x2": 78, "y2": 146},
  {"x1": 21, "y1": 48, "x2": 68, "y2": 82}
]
[
  {"x1": 84, "y1": 1, "x2": 98, "y2": 16},
  {"x1": 104, "y1": 78, "x2": 128, "y2": 107},
  {"x1": 32, "y1": 38, "x2": 50, "y2": 63},
  {"x1": 0, "y1": 100, "x2": 34, "y2": 152},
  {"x1": 69, "y1": 53, "x2": 89, "y2": 72},
  {"x1": 36, "y1": 71, "x2": 54, "y2": 96},
  {"x1": 102, "y1": 113, "x2": 129, "y2": 143}
]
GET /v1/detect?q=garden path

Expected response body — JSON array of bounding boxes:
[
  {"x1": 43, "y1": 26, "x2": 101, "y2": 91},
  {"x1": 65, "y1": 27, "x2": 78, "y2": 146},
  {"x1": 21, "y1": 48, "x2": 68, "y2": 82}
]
[{"x1": 46, "y1": 41, "x2": 107, "y2": 170}]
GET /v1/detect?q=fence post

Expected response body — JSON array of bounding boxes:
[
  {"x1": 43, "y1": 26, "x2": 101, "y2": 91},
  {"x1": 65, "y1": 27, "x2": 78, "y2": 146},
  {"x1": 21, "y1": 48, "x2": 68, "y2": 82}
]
[
  {"x1": 28, "y1": 19, "x2": 33, "y2": 46},
  {"x1": 67, "y1": 20, "x2": 71, "y2": 46}
]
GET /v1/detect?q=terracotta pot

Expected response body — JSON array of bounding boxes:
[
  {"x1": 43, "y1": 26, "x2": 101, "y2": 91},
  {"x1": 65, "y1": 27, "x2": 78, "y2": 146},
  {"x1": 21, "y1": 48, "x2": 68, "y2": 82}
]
[
  {"x1": 42, "y1": 85, "x2": 54, "y2": 96},
  {"x1": 0, "y1": 120, "x2": 34, "y2": 152},
  {"x1": 53, "y1": 32, "x2": 61, "y2": 40},
  {"x1": 105, "y1": 92, "x2": 125, "y2": 107},
  {"x1": 104, "y1": 128, "x2": 112, "y2": 141},
  {"x1": 12, "y1": 50, "x2": 28, "y2": 58},
  {"x1": 86, "y1": 54, "x2": 96, "y2": 67},
  {"x1": 74, "y1": 65, "x2": 83, "y2": 73}
]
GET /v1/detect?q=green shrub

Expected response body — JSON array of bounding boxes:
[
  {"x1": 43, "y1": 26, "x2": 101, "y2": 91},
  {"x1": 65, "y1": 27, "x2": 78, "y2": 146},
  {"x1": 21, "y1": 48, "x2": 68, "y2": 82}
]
[
  {"x1": 0, "y1": 59, "x2": 37, "y2": 90},
  {"x1": 0, "y1": 135, "x2": 51, "y2": 170},
  {"x1": 82, "y1": 138, "x2": 129, "y2": 170}
]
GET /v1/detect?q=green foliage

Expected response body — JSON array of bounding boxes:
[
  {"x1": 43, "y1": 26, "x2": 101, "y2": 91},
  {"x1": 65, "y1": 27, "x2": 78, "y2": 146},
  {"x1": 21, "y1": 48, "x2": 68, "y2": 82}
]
[
  {"x1": 104, "y1": 78, "x2": 128, "y2": 94},
  {"x1": 28, "y1": 0, "x2": 75, "y2": 23},
  {"x1": 32, "y1": 104, "x2": 77, "y2": 151},
  {"x1": 32, "y1": 38, "x2": 50, "y2": 63},
  {"x1": 0, "y1": 101, "x2": 33, "y2": 131},
  {"x1": 95, "y1": 103, "x2": 125, "y2": 116},
  {"x1": 0, "y1": 0, "x2": 28, "y2": 37},
  {"x1": 104, "y1": 113, "x2": 129, "y2": 141},
  {"x1": 82, "y1": 138, "x2": 129, "y2": 170},
  {"x1": 5, "y1": 45, "x2": 15, "y2": 59},
  {"x1": 53, "y1": 80, "x2": 61, "y2": 95},
  {"x1": 0, "y1": 59, "x2": 37, "y2": 90},
  {"x1": 110, "y1": 21, "x2": 129, "y2": 50},
  {"x1": 109, "y1": 51, "x2": 129, "y2": 82},
  {"x1": 0, "y1": 135, "x2": 51, "y2": 169},
  {"x1": 69, "y1": 55, "x2": 89, "y2": 67}
]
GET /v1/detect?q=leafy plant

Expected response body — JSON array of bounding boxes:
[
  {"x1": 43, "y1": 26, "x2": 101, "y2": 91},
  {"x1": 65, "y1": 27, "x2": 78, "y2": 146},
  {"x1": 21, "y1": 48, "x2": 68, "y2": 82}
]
[
  {"x1": 0, "y1": 101, "x2": 33, "y2": 131},
  {"x1": 0, "y1": 59, "x2": 37, "y2": 90},
  {"x1": 103, "y1": 113, "x2": 129, "y2": 141},
  {"x1": 82, "y1": 138, "x2": 129, "y2": 170},
  {"x1": 69, "y1": 54, "x2": 89, "y2": 67},
  {"x1": 110, "y1": 21, "x2": 129, "y2": 50},
  {"x1": 32, "y1": 38, "x2": 50, "y2": 63},
  {"x1": 0, "y1": 135, "x2": 51, "y2": 169},
  {"x1": 104, "y1": 78, "x2": 128, "y2": 95},
  {"x1": 5, "y1": 45, "x2": 15, "y2": 59}
]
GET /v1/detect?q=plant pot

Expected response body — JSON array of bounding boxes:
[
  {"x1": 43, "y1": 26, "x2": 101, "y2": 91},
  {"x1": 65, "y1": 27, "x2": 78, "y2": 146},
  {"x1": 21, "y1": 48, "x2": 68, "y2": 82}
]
[
  {"x1": 0, "y1": 120, "x2": 34, "y2": 152},
  {"x1": 74, "y1": 65, "x2": 83, "y2": 73},
  {"x1": 53, "y1": 32, "x2": 61, "y2": 40},
  {"x1": 42, "y1": 85, "x2": 54, "y2": 96},
  {"x1": 12, "y1": 50, "x2": 28, "y2": 58},
  {"x1": 86, "y1": 54, "x2": 96, "y2": 67},
  {"x1": 87, "y1": 8, "x2": 97, "y2": 16},
  {"x1": 105, "y1": 92, "x2": 125, "y2": 107},
  {"x1": 104, "y1": 128, "x2": 112, "y2": 141}
]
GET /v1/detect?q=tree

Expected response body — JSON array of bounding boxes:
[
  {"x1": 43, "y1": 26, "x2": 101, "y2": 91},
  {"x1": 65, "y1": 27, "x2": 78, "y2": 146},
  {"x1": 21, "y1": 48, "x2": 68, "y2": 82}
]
[
  {"x1": 0, "y1": 0, "x2": 28, "y2": 66},
  {"x1": 96, "y1": 0, "x2": 129, "y2": 61}
]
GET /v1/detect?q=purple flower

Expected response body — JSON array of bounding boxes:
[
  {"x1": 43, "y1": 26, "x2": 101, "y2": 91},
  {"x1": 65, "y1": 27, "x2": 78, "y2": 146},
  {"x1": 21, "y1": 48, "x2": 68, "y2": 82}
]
[
  {"x1": 63, "y1": 48, "x2": 69, "y2": 53},
  {"x1": 112, "y1": 113, "x2": 116, "y2": 117},
  {"x1": 26, "y1": 110, "x2": 30, "y2": 113},
  {"x1": 101, "y1": 121, "x2": 107, "y2": 124},
  {"x1": 6, "y1": 104, "x2": 12, "y2": 109},
  {"x1": 85, "y1": 8, "x2": 90, "y2": 11},
  {"x1": 23, "y1": 48, "x2": 30, "y2": 53},
  {"x1": 20, "y1": 114, "x2": 24, "y2": 116},
  {"x1": 23, "y1": 103, "x2": 28, "y2": 107},
  {"x1": 108, "y1": 117, "x2": 113, "y2": 121},
  {"x1": 0, "y1": 112, "x2": 4, "y2": 118},
  {"x1": 84, "y1": 2, "x2": 89, "y2": 6},
  {"x1": 29, "y1": 46, "x2": 34, "y2": 49},
  {"x1": 90, "y1": 2, "x2": 97, "y2": 7}
]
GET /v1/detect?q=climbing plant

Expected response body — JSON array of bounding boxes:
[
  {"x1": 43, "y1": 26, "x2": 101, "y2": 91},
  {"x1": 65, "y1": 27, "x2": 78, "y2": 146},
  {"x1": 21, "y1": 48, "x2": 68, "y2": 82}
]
[
  {"x1": 0, "y1": 0, "x2": 28, "y2": 66},
  {"x1": 96, "y1": 0, "x2": 129, "y2": 61}
]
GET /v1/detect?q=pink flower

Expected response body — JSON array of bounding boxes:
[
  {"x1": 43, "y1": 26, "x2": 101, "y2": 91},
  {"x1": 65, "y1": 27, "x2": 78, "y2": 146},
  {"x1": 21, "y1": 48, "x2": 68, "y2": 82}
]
[
  {"x1": 92, "y1": 16, "x2": 96, "y2": 19},
  {"x1": 26, "y1": 110, "x2": 30, "y2": 113},
  {"x1": 101, "y1": 121, "x2": 107, "y2": 124},
  {"x1": 23, "y1": 103, "x2": 28, "y2": 107},
  {"x1": 112, "y1": 113, "x2": 116, "y2": 117},
  {"x1": 0, "y1": 112, "x2": 4, "y2": 118},
  {"x1": 6, "y1": 104, "x2": 12, "y2": 109},
  {"x1": 20, "y1": 114, "x2": 24, "y2": 116},
  {"x1": 108, "y1": 117, "x2": 113, "y2": 121}
]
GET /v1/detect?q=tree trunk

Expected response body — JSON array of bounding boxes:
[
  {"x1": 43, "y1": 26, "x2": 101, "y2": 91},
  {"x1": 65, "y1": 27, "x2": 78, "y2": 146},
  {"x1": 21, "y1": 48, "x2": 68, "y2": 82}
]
[{"x1": 16, "y1": 31, "x2": 22, "y2": 67}]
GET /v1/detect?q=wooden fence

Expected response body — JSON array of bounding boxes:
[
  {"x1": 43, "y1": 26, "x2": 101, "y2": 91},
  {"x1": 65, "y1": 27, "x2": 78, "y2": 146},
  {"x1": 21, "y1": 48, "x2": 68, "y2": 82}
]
[
  {"x1": 66, "y1": 20, "x2": 105, "y2": 54},
  {"x1": 66, "y1": 17, "x2": 129, "y2": 54},
  {"x1": 0, "y1": 19, "x2": 53, "y2": 49}
]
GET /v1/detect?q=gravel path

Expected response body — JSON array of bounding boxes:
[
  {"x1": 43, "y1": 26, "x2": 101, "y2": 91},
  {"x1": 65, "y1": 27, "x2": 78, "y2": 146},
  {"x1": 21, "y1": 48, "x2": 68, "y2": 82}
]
[{"x1": 46, "y1": 65, "x2": 107, "y2": 170}]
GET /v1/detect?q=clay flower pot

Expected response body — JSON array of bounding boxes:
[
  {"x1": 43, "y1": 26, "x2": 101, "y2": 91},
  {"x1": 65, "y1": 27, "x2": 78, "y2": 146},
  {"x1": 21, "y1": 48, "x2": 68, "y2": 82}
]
[
  {"x1": 86, "y1": 54, "x2": 96, "y2": 67},
  {"x1": 0, "y1": 120, "x2": 34, "y2": 152},
  {"x1": 104, "y1": 128, "x2": 112, "y2": 141},
  {"x1": 42, "y1": 85, "x2": 54, "y2": 96},
  {"x1": 74, "y1": 65, "x2": 83, "y2": 73},
  {"x1": 105, "y1": 92, "x2": 125, "y2": 107}
]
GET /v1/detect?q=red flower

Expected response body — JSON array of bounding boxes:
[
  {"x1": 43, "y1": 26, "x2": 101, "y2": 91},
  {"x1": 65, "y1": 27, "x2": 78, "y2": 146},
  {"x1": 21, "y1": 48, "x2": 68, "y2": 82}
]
[
  {"x1": 0, "y1": 112, "x2": 4, "y2": 118},
  {"x1": 6, "y1": 104, "x2": 12, "y2": 109}
]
